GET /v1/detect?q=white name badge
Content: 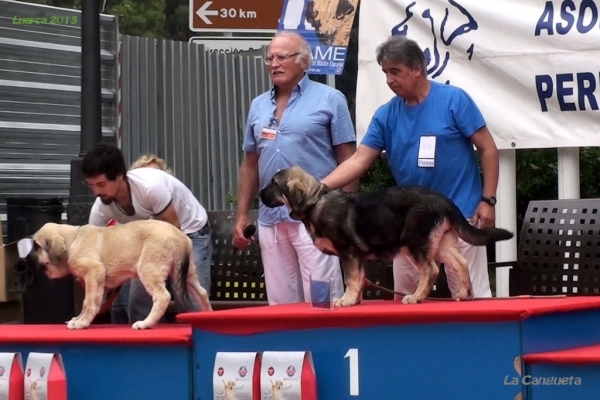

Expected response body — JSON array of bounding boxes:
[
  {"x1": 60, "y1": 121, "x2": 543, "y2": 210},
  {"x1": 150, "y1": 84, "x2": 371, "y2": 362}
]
[
  {"x1": 418, "y1": 135, "x2": 436, "y2": 168},
  {"x1": 260, "y1": 127, "x2": 277, "y2": 140}
]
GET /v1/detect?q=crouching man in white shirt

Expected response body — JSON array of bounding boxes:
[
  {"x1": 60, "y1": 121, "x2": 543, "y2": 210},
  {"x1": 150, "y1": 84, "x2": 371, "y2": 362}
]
[{"x1": 81, "y1": 143, "x2": 212, "y2": 323}]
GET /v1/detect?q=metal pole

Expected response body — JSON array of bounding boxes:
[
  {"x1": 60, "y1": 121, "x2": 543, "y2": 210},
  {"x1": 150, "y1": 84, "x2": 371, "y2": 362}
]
[
  {"x1": 80, "y1": 0, "x2": 102, "y2": 156},
  {"x1": 69, "y1": 0, "x2": 102, "y2": 227},
  {"x1": 68, "y1": 0, "x2": 103, "y2": 318}
]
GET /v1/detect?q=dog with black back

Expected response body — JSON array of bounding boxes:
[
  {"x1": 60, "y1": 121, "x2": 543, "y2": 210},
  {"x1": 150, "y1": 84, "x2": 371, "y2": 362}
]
[{"x1": 259, "y1": 166, "x2": 514, "y2": 307}]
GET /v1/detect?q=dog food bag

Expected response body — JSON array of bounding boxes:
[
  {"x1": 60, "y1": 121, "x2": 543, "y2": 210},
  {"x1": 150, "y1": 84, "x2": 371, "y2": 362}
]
[
  {"x1": 213, "y1": 351, "x2": 261, "y2": 400},
  {"x1": 24, "y1": 352, "x2": 67, "y2": 400},
  {"x1": 0, "y1": 352, "x2": 24, "y2": 400},
  {"x1": 260, "y1": 351, "x2": 317, "y2": 400}
]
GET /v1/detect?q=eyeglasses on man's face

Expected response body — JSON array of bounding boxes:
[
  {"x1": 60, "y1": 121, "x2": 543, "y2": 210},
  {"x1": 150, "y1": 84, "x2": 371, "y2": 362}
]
[{"x1": 263, "y1": 52, "x2": 300, "y2": 65}]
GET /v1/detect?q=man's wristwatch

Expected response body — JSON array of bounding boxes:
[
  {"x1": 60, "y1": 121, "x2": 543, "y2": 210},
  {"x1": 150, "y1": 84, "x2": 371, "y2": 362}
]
[{"x1": 481, "y1": 196, "x2": 497, "y2": 206}]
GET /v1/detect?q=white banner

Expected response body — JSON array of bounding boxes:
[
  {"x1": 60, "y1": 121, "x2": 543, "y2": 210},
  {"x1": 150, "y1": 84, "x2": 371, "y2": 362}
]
[{"x1": 356, "y1": 0, "x2": 600, "y2": 149}]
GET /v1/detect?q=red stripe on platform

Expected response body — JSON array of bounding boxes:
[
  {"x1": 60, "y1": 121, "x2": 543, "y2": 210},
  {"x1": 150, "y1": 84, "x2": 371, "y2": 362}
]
[
  {"x1": 177, "y1": 297, "x2": 600, "y2": 335},
  {"x1": 523, "y1": 344, "x2": 600, "y2": 365},
  {"x1": 0, "y1": 324, "x2": 192, "y2": 346}
]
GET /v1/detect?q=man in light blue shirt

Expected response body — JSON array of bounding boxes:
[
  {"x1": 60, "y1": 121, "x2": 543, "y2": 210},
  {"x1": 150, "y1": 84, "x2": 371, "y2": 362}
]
[{"x1": 233, "y1": 31, "x2": 357, "y2": 305}]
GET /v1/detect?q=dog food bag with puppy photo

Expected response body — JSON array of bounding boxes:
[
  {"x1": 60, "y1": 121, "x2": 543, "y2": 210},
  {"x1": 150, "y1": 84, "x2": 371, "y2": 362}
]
[
  {"x1": 213, "y1": 351, "x2": 261, "y2": 400},
  {"x1": 260, "y1": 351, "x2": 317, "y2": 400},
  {"x1": 0, "y1": 352, "x2": 24, "y2": 400},
  {"x1": 24, "y1": 352, "x2": 67, "y2": 400}
]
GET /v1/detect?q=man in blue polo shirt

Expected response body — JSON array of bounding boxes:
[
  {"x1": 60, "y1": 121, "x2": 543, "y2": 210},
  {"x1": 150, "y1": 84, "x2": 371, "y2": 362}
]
[
  {"x1": 321, "y1": 35, "x2": 500, "y2": 300},
  {"x1": 233, "y1": 31, "x2": 357, "y2": 305}
]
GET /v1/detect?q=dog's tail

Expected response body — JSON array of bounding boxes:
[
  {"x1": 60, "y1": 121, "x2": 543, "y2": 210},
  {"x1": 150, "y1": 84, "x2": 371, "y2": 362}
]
[
  {"x1": 174, "y1": 250, "x2": 194, "y2": 310},
  {"x1": 448, "y1": 205, "x2": 514, "y2": 246}
]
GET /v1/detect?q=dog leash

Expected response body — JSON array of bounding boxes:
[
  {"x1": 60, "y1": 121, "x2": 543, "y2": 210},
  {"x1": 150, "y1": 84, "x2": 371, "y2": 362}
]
[
  {"x1": 363, "y1": 278, "x2": 456, "y2": 301},
  {"x1": 362, "y1": 278, "x2": 567, "y2": 301},
  {"x1": 98, "y1": 286, "x2": 123, "y2": 315}
]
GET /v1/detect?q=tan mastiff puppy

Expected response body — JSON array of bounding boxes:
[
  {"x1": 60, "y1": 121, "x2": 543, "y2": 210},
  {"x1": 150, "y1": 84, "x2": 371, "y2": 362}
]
[{"x1": 25, "y1": 220, "x2": 212, "y2": 329}]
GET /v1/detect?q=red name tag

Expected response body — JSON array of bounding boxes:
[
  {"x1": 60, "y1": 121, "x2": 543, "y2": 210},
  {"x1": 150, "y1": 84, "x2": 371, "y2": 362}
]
[{"x1": 260, "y1": 127, "x2": 277, "y2": 140}]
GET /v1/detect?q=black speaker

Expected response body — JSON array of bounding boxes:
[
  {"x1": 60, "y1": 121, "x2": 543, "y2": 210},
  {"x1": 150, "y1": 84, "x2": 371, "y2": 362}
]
[
  {"x1": 7, "y1": 197, "x2": 75, "y2": 324},
  {"x1": 6, "y1": 197, "x2": 64, "y2": 242}
]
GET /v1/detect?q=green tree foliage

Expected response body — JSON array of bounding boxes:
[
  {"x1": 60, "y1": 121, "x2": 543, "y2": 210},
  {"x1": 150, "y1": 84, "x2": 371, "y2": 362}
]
[
  {"x1": 27, "y1": 0, "x2": 188, "y2": 40},
  {"x1": 516, "y1": 148, "x2": 600, "y2": 226},
  {"x1": 579, "y1": 148, "x2": 600, "y2": 198},
  {"x1": 106, "y1": 0, "x2": 166, "y2": 38},
  {"x1": 163, "y1": 0, "x2": 190, "y2": 41},
  {"x1": 359, "y1": 154, "x2": 395, "y2": 193},
  {"x1": 26, "y1": 0, "x2": 80, "y2": 8}
]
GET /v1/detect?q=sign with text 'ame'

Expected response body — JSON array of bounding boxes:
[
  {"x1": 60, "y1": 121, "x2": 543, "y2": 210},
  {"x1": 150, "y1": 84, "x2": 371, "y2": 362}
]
[{"x1": 189, "y1": 0, "x2": 283, "y2": 33}]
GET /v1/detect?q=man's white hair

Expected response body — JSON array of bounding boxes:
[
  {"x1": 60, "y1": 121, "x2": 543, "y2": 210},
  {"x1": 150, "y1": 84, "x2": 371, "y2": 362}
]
[{"x1": 271, "y1": 30, "x2": 313, "y2": 71}]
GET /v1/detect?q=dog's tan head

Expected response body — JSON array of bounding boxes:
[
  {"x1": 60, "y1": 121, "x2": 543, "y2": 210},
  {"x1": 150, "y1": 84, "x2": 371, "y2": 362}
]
[
  {"x1": 25, "y1": 223, "x2": 72, "y2": 279},
  {"x1": 223, "y1": 380, "x2": 235, "y2": 391},
  {"x1": 259, "y1": 166, "x2": 329, "y2": 220}
]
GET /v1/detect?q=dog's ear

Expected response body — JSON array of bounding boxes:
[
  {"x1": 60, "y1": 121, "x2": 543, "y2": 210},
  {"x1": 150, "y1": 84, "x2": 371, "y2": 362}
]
[
  {"x1": 46, "y1": 236, "x2": 67, "y2": 265},
  {"x1": 286, "y1": 178, "x2": 310, "y2": 216},
  {"x1": 286, "y1": 178, "x2": 304, "y2": 198},
  {"x1": 287, "y1": 176, "x2": 324, "y2": 215}
]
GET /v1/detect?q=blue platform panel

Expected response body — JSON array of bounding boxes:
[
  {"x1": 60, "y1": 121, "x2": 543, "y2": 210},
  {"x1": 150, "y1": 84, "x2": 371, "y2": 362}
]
[
  {"x1": 0, "y1": 324, "x2": 194, "y2": 400},
  {"x1": 521, "y1": 308, "x2": 600, "y2": 354},
  {"x1": 192, "y1": 322, "x2": 523, "y2": 400}
]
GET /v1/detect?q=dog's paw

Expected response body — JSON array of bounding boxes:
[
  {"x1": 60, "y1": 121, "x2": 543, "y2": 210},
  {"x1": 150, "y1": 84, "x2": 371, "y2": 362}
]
[
  {"x1": 132, "y1": 320, "x2": 153, "y2": 330},
  {"x1": 401, "y1": 294, "x2": 421, "y2": 304},
  {"x1": 454, "y1": 288, "x2": 474, "y2": 301},
  {"x1": 333, "y1": 293, "x2": 360, "y2": 307},
  {"x1": 67, "y1": 319, "x2": 90, "y2": 330}
]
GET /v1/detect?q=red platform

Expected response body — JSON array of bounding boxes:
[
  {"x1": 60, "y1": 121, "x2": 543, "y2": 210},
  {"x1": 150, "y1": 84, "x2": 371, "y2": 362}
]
[
  {"x1": 0, "y1": 324, "x2": 192, "y2": 345},
  {"x1": 523, "y1": 344, "x2": 600, "y2": 365},
  {"x1": 177, "y1": 296, "x2": 600, "y2": 335}
]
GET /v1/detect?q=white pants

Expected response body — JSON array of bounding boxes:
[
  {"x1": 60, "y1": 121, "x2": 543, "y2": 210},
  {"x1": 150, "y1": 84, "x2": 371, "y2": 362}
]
[
  {"x1": 393, "y1": 238, "x2": 492, "y2": 300},
  {"x1": 258, "y1": 222, "x2": 345, "y2": 305}
]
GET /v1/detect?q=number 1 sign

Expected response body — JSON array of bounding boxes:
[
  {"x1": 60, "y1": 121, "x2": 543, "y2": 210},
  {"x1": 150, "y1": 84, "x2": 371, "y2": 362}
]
[{"x1": 344, "y1": 349, "x2": 359, "y2": 396}]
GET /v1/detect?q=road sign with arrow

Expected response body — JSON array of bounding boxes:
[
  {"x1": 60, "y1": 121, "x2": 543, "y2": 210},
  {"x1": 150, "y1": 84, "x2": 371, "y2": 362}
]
[{"x1": 189, "y1": 0, "x2": 283, "y2": 33}]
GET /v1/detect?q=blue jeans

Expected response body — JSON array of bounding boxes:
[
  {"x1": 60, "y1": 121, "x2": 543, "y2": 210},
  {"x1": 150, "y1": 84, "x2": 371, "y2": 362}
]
[
  {"x1": 110, "y1": 279, "x2": 131, "y2": 324},
  {"x1": 116, "y1": 225, "x2": 213, "y2": 324}
]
